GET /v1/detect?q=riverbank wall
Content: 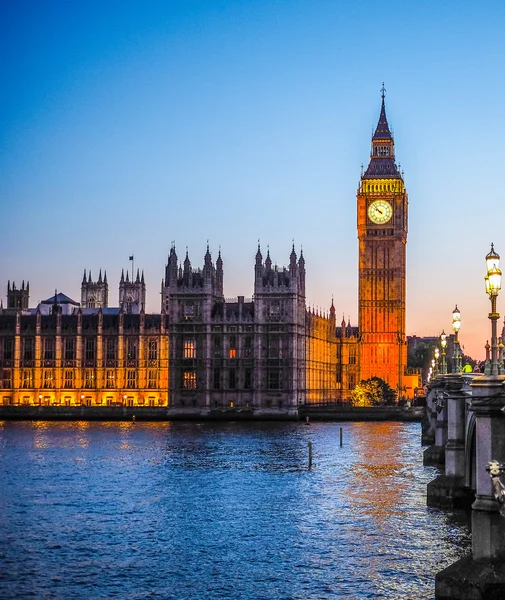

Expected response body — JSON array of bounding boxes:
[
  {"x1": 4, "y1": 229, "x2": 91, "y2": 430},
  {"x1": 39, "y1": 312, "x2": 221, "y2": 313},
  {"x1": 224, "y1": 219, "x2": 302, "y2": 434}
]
[{"x1": 0, "y1": 405, "x2": 424, "y2": 422}]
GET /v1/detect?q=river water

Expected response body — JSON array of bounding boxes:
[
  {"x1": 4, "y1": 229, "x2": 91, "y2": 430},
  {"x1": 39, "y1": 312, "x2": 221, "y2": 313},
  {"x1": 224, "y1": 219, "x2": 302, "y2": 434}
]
[{"x1": 0, "y1": 420, "x2": 470, "y2": 600}]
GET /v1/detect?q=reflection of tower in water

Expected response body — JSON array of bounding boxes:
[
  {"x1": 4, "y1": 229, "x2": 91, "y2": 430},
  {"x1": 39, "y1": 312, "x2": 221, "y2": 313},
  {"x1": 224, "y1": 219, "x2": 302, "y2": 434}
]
[{"x1": 345, "y1": 422, "x2": 409, "y2": 525}]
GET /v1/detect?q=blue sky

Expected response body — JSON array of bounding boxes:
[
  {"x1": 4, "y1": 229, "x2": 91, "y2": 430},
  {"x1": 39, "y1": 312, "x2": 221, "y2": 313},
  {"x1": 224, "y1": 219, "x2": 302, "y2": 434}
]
[{"x1": 1, "y1": 0, "x2": 505, "y2": 359}]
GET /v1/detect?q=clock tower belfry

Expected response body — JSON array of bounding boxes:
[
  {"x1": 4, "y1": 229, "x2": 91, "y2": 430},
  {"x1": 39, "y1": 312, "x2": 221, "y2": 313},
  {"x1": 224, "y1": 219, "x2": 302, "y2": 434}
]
[{"x1": 357, "y1": 86, "x2": 408, "y2": 395}]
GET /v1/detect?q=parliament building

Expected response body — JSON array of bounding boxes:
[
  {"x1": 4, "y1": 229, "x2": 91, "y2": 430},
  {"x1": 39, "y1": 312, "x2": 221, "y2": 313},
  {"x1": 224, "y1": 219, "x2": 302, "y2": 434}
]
[{"x1": 0, "y1": 93, "x2": 419, "y2": 413}]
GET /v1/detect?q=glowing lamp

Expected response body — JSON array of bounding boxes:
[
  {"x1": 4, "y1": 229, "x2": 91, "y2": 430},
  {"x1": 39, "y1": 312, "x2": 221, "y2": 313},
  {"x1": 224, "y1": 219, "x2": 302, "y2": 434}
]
[
  {"x1": 487, "y1": 266, "x2": 502, "y2": 297},
  {"x1": 441, "y1": 330, "x2": 447, "y2": 349},
  {"x1": 486, "y1": 243, "x2": 500, "y2": 274},
  {"x1": 452, "y1": 306, "x2": 461, "y2": 332}
]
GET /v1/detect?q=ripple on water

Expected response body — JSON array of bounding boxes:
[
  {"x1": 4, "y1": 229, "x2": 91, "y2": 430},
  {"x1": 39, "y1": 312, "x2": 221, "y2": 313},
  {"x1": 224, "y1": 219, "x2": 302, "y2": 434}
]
[{"x1": 0, "y1": 421, "x2": 470, "y2": 600}]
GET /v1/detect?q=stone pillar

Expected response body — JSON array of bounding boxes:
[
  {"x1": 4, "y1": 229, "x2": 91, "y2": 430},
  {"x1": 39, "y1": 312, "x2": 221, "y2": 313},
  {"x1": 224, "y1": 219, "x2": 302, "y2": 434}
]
[
  {"x1": 435, "y1": 374, "x2": 505, "y2": 599},
  {"x1": 423, "y1": 377, "x2": 447, "y2": 465},
  {"x1": 427, "y1": 373, "x2": 475, "y2": 509},
  {"x1": 470, "y1": 375, "x2": 505, "y2": 559},
  {"x1": 421, "y1": 384, "x2": 436, "y2": 445}
]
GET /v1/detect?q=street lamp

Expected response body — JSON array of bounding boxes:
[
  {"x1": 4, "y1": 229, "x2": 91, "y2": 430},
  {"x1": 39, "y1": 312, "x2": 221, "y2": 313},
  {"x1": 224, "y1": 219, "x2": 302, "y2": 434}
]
[
  {"x1": 452, "y1": 305, "x2": 462, "y2": 373},
  {"x1": 434, "y1": 347, "x2": 440, "y2": 377},
  {"x1": 440, "y1": 330, "x2": 447, "y2": 375},
  {"x1": 484, "y1": 243, "x2": 502, "y2": 375}
]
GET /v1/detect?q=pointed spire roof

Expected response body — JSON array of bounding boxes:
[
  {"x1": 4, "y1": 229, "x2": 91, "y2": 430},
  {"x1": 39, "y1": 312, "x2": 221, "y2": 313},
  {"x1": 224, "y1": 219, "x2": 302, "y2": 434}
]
[
  {"x1": 372, "y1": 84, "x2": 393, "y2": 141},
  {"x1": 98, "y1": 269, "x2": 102, "y2": 283},
  {"x1": 82, "y1": 269, "x2": 87, "y2": 284},
  {"x1": 363, "y1": 84, "x2": 401, "y2": 180}
]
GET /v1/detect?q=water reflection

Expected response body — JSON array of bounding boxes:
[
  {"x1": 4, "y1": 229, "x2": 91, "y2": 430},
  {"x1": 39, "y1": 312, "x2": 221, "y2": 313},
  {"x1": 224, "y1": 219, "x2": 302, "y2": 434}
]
[{"x1": 0, "y1": 421, "x2": 470, "y2": 600}]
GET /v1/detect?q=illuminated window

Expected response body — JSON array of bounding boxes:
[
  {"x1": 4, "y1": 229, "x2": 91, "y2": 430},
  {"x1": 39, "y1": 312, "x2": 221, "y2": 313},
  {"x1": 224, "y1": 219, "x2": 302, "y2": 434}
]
[
  {"x1": 21, "y1": 370, "x2": 33, "y2": 389},
  {"x1": 229, "y1": 348, "x2": 237, "y2": 359},
  {"x1": 64, "y1": 370, "x2": 74, "y2": 388},
  {"x1": 2, "y1": 369, "x2": 12, "y2": 388},
  {"x1": 184, "y1": 340, "x2": 196, "y2": 359},
  {"x1": 148, "y1": 370, "x2": 157, "y2": 389},
  {"x1": 148, "y1": 340, "x2": 158, "y2": 360},
  {"x1": 183, "y1": 372, "x2": 197, "y2": 389},
  {"x1": 43, "y1": 370, "x2": 53, "y2": 388},
  {"x1": 106, "y1": 370, "x2": 115, "y2": 389},
  {"x1": 84, "y1": 370, "x2": 94, "y2": 389},
  {"x1": 127, "y1": 370, "x2": 137, "y2": 388}
]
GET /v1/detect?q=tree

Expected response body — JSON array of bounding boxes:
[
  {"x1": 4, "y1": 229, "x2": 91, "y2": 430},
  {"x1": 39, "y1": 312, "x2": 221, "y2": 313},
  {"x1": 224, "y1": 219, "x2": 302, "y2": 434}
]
[{"x1": 351, "y1": 377, "x2": 397, "y2": 407}]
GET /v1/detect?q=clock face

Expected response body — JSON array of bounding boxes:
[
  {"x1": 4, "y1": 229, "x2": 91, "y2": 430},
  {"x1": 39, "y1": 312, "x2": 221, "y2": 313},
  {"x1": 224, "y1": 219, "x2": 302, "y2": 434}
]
[{"x1": 368, "y1": 200, "x2": 392, "y2": 224}]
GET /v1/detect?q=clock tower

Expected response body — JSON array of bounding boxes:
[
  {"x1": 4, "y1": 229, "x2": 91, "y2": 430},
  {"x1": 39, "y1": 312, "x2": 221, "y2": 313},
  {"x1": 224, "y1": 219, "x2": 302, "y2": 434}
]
[{"x1": 357, "y1": 87, "x2": 408, "y2": 395}]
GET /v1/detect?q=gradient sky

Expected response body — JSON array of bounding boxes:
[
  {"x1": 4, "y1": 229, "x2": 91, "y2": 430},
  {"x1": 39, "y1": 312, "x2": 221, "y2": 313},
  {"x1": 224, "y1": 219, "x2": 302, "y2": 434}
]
[{"x1": 1, "y1": 0, "x2": 505, "y2": 360}]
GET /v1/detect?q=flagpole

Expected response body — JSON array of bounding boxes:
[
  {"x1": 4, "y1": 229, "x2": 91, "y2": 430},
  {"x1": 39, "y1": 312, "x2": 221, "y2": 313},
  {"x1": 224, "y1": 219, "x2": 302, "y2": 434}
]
[{"x1": 129, "y1": 255, "x2": 134, "y2": 282}]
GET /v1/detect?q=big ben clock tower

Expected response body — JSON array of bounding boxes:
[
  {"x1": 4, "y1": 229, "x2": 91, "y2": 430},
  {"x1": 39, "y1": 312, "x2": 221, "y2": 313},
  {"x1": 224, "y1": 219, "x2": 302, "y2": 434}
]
[{"x1": 357, "y1": 85, "x2": 408, "y2": 394}]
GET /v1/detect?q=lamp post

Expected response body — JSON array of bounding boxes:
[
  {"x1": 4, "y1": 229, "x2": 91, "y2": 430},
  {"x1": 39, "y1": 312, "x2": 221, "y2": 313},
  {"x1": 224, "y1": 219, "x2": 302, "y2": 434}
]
[
  {"x1": 440, "y1": 330, "x2": 447, "y2": 375},
  {"x1": 484, "y1": 243, "x2": 502, "y2": 376},
  {"x1": 434, "y1": 347, "x2": 440, "y2": 377},
  {"x1": 452, "y1": 305, "x2": 462, "y2": 373}
]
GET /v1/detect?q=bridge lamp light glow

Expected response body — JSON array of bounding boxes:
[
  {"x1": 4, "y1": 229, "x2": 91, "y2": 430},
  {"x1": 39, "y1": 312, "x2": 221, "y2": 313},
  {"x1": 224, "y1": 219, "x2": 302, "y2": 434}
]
[
  {"x1": 484, "y1": 244, "x2": 502, "y2": 375},
  {"x1": 452, "y1": 305, "x2": 462, "y2": 373}
]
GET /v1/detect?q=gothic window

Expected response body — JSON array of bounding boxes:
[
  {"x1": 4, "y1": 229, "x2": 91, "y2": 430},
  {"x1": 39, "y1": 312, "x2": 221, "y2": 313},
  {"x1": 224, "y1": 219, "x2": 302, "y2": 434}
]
[
  {"x1": 43, "y1": 338, "x2": 54, "y2": 361},
  {"x1": 148, "y1": 340, "x2": 158, "y2": 361},
  {"x1": 184, "y1": 303, "x2": 195, "y2": 321},
  {"x1": 126, "y1": 296, "x2": 133, "y2": 314},
  {"x1": 244, "y1": 336, "x2": 252, "y2": 358},
  {"x1": 229, "y1": 336, "x2": 236, "y2": 359},
  {"x1": 22, "y1": 338, "x2": 34, "y2": 361},
  {"x1": 349, "y1": 346, "x2": 356, "y2": 365},
  {"x1": 127, "y1": 338, "x2": 138, "y2": 360},
  {"x1": 213, "y1": 336, "x2": 221, "y2": 358},
  {"x1": 269, "y1": 337, "x2": 279, "y2": 358},
  {"x1": 148, "y1": 370, "x2": 157, "y2": 389},
  {"x1": 87, "y1": 297, "x2": 96, "y2": 308},
  {"x1": 84, "y1": 370, "x2": 94, "y2": 389},
  {"x1": 105, "y1": 370, "x2": 115, "y2": 389},
  {"x1": 2, "y1": 370, "x2": 12, "y2": 388},
  {"x1": 213, "y1": 369, "x2": 220, "y2": 389},
  {"x1": 184, "y1": 339, "x2": 196, "y2": 359},
  {"x1": 64, "y1": 338, "x2": 75, "y2": 361},
  {"x1": 64, "y1": 370, "x2": 74, "y2": 388},
  {"x1": 127, "y1": 370, "x2": 137, "y2": 388},
  {"x1": 268, "y1": 371, "x2": 281, "y2": 390},
  {"x1": 269, "y1": 301, "x2": 281, "y2": 321},
  {"x1": 229, "y1": 369, "x2": 236, "y2": 389},
  {"x1": 43, "y1": 370, "x2": 53, "y2": 388},
  {"x1": 21, "y1": 370, "x2": 32, "y2": 388},
  {"x1": 348, "y1": 373, "x2": 356, "y2": 390},
  {"x1": 85, "y1": 338, "x2": 96, "y2": 361},
  {"x1": 183, "y1": 371, "x2": 197, "y2": 389},
  {"x1": 2, "y1": 338, "x2": 13, "y2": 361},
  {"x1": 244, "y1": 369, "x2": 251, "y2": 389},
  {"x1": 106, "y1": 338, "x2": 117, "y2": 361}
]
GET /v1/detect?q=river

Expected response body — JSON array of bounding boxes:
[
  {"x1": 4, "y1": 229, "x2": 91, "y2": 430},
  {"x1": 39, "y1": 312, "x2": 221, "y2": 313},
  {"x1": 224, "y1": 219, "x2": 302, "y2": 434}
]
[{"x1": 0, "y1": 420, "x2": 470, "y2": 599}]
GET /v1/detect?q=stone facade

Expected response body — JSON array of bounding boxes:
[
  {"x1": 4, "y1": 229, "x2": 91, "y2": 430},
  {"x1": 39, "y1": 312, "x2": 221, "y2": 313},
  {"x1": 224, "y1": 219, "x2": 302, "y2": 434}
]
[{"x1": 357, "y1": 91, "x2": 408, "y2": 393}]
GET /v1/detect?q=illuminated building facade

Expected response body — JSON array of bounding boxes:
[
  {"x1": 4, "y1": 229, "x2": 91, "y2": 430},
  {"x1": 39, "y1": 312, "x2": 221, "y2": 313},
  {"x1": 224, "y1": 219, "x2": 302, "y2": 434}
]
[
  {"x1": 0, "y1": 284, "x2": 169, "y2": 407},
  {"x1": 357, "y1": 88, "x2": 408, "y2": 393}
]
